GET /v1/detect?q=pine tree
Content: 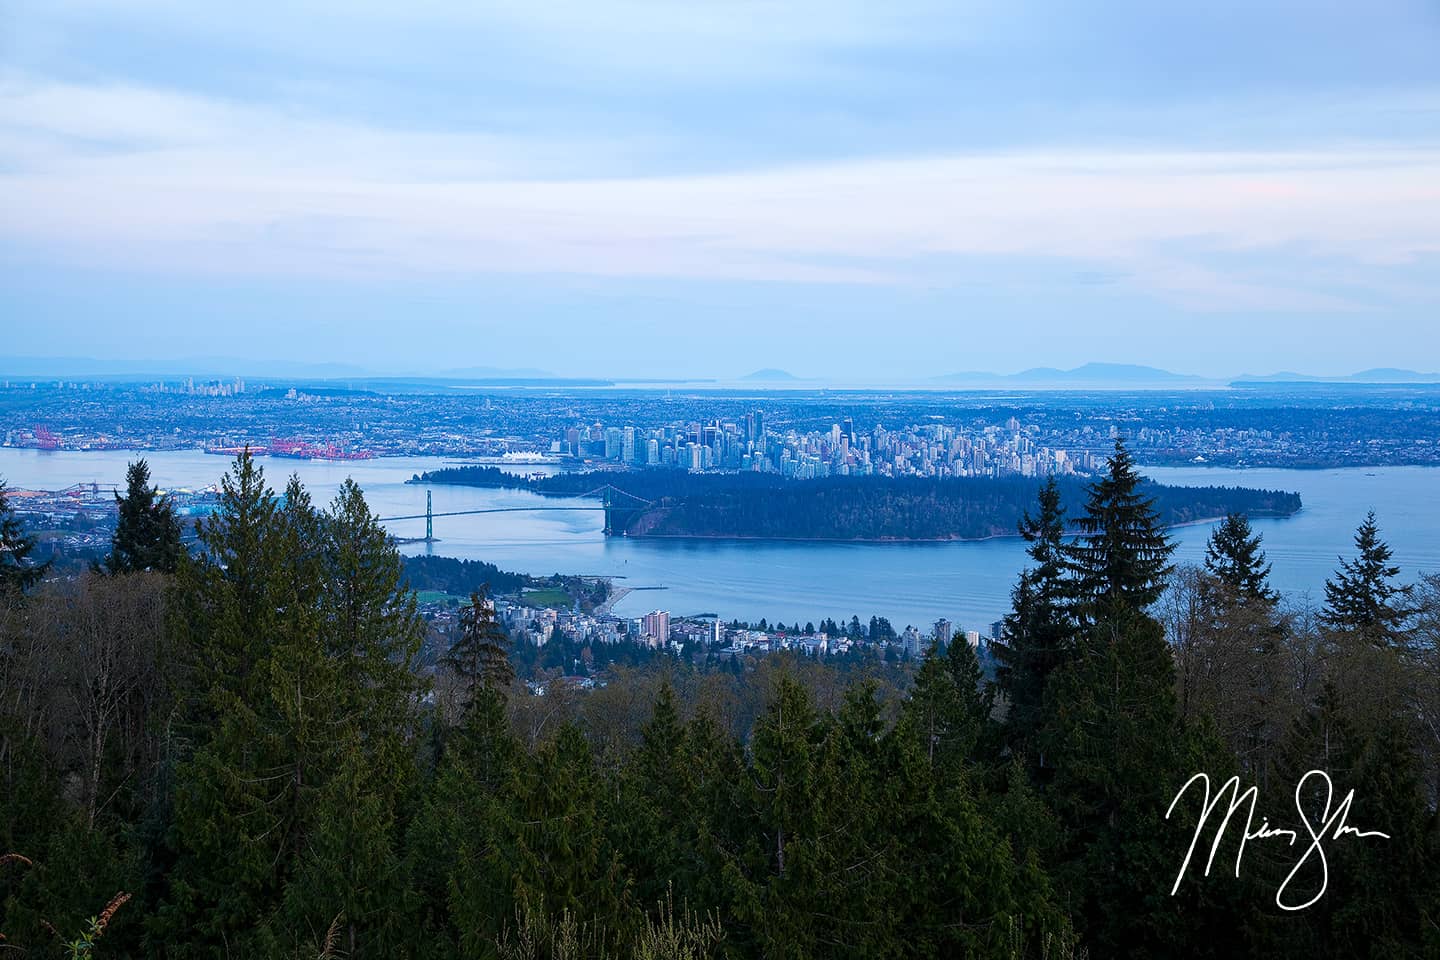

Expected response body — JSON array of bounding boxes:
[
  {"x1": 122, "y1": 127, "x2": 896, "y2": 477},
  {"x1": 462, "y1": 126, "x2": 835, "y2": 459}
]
[
  {"x1": 994, "y1": 476, "x2": 1077, "y2": 757},
  {"x1": 0, "y1": 479, "x2": 49, "y2": 592},
  {"x1": 1320, "y1": 511, "x2": 1414, "y2": 647},
  {"x1": 1069, "y1": 437, "x2": 1175, "y2": 617},
  {"x1": 1202, "y1": 512, "x2": 1276, "y2": 605},
  {"x1": 443, "y1": 585, "x2": 515, "y2": 704},
  {"x1": 102, "y1": 459, "x2": 183, "y2": 575}
]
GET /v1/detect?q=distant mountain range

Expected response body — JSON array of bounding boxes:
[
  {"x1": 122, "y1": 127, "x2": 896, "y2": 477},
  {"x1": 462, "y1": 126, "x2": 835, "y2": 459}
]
[{"x1": 4, "y1": 356, "x2": 1437, "y2": 387}]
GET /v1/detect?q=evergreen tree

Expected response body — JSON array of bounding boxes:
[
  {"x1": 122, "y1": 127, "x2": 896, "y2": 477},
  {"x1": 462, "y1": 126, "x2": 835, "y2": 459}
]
[
  {"x1": 1190, "y1": 516, "x2": 1287, "y2": 782},
  {"x1": 275, "y1": 478, "x2": 427, "y2": 954},
  {"x1": 905, "y1": 638, "x2": 993, "y2": 774},
  {"x1": 1269, "y1": 687, "x2": 1440, "y2": 958},
  {"x1": 506, "y1": 725, "x2": 632, "y2": 949},
  {"x1": 1038, "y1": 610, "x2": 1191, "y2": 956},
  {"x1": 734, "y1": 672, "x2": 825, "y2": 958},
  {"x1": 1202, "y1": 512, "x2": 1276, "y2": 605},
  {"x1": 443, "y1": 585, "x2": 515, "y2": 704},
  {"x1": 102, "y1": 459, "x2": 183, "y2": 575},
  {"x1": 157, "y1": 454, "x2": 296, "y2": 954},
  {"x1": 159, "y1": 459, "x2": 426, "y2": 955},
  {"x1": 1069, "y1": 438, "x2": 1175, "y2": 616},
  {"x1": 1320, "y1": 511, "x2": 1414, "y2": 647},
  {"x1": 405, "y1": 686, "x2": 520, "y2": 955},
  {"x1": 994, "y1": 476, "x2": 1077, "y2": 758},
  {"x1": 0, "y1": 479, "x2": 49, "y2": 592}
]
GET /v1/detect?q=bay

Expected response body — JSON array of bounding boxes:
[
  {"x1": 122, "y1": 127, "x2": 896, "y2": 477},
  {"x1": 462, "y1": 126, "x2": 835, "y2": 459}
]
[{"x1": 2, "y1": 449, "x2": 1437, "y2": 636}]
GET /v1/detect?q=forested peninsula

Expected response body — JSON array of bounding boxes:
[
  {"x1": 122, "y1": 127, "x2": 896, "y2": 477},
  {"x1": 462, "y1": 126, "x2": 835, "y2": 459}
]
[{"x1": 411, "y1": 466, "x2": 1302, "y2": 541}]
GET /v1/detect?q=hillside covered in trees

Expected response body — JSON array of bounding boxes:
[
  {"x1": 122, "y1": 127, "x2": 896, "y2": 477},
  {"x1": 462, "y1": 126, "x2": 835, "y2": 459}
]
[
  {"x1": 414, "y1": 465, "x2": 1302, "y2": 540},
  {"x1": 3, "y1": 445, "x2": 1436, "y2": 959}
]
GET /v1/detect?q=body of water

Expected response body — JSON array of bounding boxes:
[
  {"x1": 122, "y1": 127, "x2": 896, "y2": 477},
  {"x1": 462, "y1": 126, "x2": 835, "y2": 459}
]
[{"x1": 3, "y1": 449, "x2": 1437, "y2": 634}]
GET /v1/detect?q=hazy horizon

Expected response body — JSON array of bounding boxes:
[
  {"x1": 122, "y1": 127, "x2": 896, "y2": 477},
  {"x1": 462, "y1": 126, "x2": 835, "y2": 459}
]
[{"x1": 5, "y1": 355, "x2": 1440, "y2": 386}]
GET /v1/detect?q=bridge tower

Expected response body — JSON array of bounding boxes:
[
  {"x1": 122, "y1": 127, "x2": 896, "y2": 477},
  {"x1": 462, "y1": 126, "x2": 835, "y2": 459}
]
[
  {"x1": 426, "y1": 490, "x2": 433, "y2": 542},
  {"x1": 601, "y1": 486, "x2": 612, "y2": 536}
]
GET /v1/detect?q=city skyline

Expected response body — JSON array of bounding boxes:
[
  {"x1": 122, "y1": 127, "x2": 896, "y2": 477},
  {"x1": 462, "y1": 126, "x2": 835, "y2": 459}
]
[{"x1": 3, "y1": 2, "x2": 1439, "y2": 377}]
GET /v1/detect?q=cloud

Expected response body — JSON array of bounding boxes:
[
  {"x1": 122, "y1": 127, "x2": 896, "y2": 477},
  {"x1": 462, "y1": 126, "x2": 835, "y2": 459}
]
[{"x1": 2, "y1": 74, "x2": 1440, "y2": 310}]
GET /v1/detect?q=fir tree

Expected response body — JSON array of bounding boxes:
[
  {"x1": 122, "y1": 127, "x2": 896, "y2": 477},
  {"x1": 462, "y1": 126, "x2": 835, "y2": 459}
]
[
  {"x1": 994, "y1": 475, "x2": 1077, "y2": 757},
  {"x1": 0, "y1": 479, "x2": 49, "y2": 592},
  {"x1": 158, "y1": 453, "x2": 296, "y2": 953},
  {"x1": 905, "y1": 637, "x2": 993, "y2": 773},
  {"x1": 160, "y1": 460, "x2": 426, "y2": 955},
  {"x1": 1192, "y1": 514, "x2": 1286, "y2": 781},
  {"x1": 1202, "y1": 512, "x2": 1276, "y2": 605},
  {"x1": 1038, "y1": 609, "x2": 1190, "y2": 956},
  {"x1": 443, "y1": 585, "x2": 515, "y2": 704},
  {"x1": 1320, "y1": 511, "x2": 1414, "y2": 647},
  {"x1": 275, "y1": 478, "x2": 427, "y2": 953},
  {"x1": 102, "y1": 459, "x2": 183, "y2": 575},
  {"x1": 1069, "y1": 437, "x2": 1175, "y2": 616},
  {"x1": 618, "y1": 681, "x2": 695, "y2": 908}
]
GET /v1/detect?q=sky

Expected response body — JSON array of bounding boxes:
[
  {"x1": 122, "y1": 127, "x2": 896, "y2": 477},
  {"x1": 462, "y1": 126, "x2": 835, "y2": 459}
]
[{"x1": 2, "y1": 1, "x2": 1439, "y2": 380}]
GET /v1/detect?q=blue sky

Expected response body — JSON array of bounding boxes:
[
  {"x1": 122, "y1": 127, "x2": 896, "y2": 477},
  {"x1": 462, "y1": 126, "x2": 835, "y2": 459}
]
[{"x1": 3, "y1": 1, "x2": 1439, "y2": 379}]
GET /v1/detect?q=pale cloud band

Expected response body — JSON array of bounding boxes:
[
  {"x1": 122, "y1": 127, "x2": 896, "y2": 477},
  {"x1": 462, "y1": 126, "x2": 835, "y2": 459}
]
[{"x1": 4, "y1": 74, "x2": 1438, "y2": 313}]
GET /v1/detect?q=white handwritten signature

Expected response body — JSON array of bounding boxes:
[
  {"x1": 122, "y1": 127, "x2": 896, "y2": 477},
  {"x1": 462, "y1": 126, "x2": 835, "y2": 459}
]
[{"x1": 1166, "y1": 770, "x2": 1389, "y2": 911}]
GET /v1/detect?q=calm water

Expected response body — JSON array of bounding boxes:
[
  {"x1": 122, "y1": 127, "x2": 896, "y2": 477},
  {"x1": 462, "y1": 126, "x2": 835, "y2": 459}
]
[{"x1": 3, "y1": 449, "x2": 1437, "y2": 634}]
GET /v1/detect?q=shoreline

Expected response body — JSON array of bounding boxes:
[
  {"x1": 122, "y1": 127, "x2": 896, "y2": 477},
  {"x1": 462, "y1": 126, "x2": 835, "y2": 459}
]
[{"x1": 608, "y1": 510, "x2": 1300, "y2": 546}]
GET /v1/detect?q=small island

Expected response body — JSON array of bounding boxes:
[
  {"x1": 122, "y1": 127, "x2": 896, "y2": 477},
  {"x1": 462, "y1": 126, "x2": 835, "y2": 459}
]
[{"x1": 410, "y1": 467, "x2": 1302, "y2": 542}]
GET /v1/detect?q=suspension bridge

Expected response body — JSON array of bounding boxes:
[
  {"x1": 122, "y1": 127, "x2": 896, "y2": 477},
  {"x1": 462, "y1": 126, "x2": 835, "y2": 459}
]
[{"x1": 378, "y1": 485, "x2": 652, "y2": 542}]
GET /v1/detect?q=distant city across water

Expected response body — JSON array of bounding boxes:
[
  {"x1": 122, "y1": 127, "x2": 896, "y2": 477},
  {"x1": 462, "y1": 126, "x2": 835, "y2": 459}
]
[{"x1": 3, "y1": 448, "x2": 1438, "y2": 634}]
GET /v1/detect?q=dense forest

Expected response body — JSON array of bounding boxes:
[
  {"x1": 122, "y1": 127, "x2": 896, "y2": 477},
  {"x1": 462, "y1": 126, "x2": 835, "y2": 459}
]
[
  {"x1": 3, "y1": 445, "x2": 1437, "y2": 958},
  {"x1": 415, "y1": 465, "x2": 1302, "y2": 540},
  {"x1": 402, "y1": 555, "x2": 531, "y2": 597}
]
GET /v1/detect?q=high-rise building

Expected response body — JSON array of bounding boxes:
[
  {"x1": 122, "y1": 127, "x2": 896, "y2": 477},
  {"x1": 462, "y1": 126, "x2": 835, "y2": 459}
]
[
  {"x1": 642, "y1": 610, "x2": 670, "y2": 647},
  {"x1": 933, "y1": 618, "x2": 953, "y2": 647},
  {"x1": 622, "y1": 426, "x2": 636, "y2": 463}
]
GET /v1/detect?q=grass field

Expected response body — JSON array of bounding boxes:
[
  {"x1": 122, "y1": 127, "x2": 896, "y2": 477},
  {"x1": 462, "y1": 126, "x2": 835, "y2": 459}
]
[
  {"x1": 522, "y1": 587, "x2": 572, "y2": 609},
  {"x1": 413, "y1": 590, "x2": 468, "y2": 605}
]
